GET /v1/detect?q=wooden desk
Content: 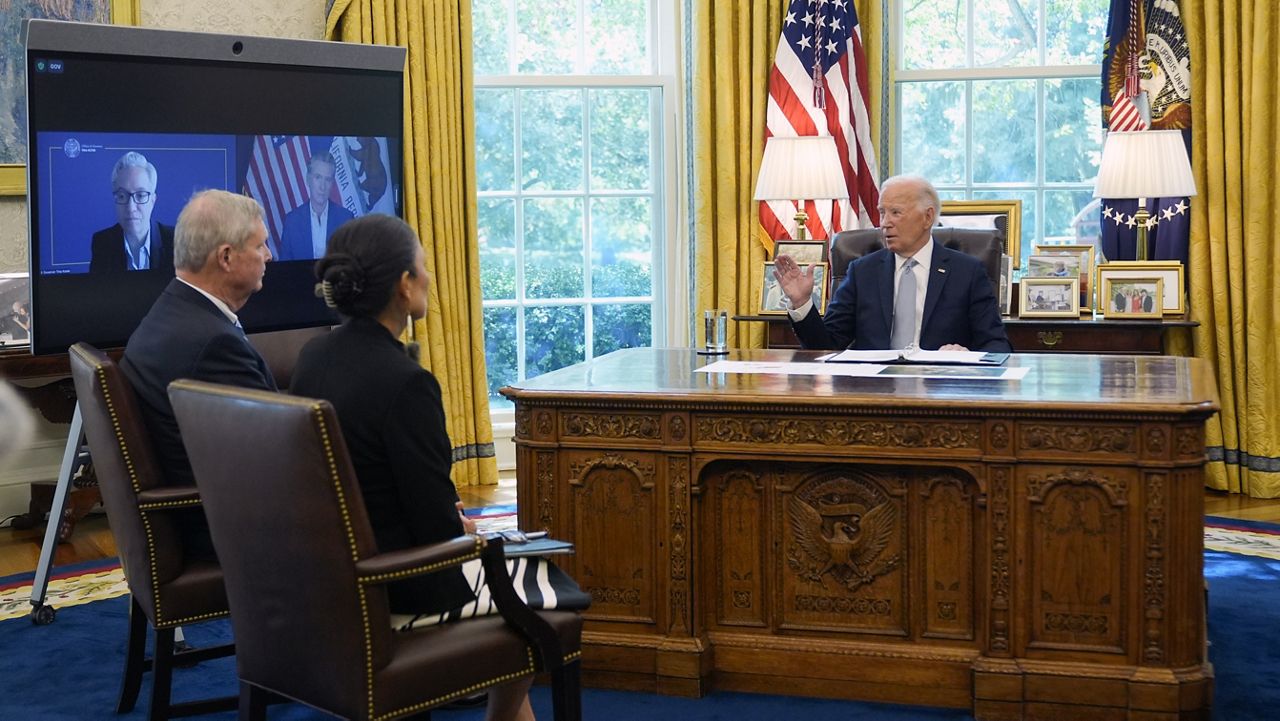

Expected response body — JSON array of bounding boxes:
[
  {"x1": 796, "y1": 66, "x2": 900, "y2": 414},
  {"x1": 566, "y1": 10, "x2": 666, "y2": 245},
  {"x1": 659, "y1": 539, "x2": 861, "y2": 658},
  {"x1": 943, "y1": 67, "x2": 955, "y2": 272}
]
[
  {"x1": 739, "y1": 314, "x2": 1198, "y2": 355},
  {"x1": 503, "y1": 349, "x2": 1219, "y2": 720}
]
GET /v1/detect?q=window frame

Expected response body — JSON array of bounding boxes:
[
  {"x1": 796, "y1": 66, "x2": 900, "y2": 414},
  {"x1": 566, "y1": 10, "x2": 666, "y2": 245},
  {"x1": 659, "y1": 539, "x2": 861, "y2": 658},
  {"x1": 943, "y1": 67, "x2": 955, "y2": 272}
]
[
  {"x1": 890, "y1": 0, "x2": 1104, "y2": 259},
  {"x1": 474, "y1": 0, "x2": 685, "y2": 437}
]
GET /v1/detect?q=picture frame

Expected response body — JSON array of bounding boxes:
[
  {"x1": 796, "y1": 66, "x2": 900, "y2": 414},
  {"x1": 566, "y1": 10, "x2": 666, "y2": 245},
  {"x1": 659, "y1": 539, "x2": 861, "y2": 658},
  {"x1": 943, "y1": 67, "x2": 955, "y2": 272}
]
[
  {"x1": 760, "y1": 261, "x2": 827, "y2": 315},
  {"x1": 1026, "y1": 252, "x2": 1090, "y2": 312},
  {"x1": 1, "y1": 0, "x2": 139, "y2": 196},
  {"x1": 772, "y1": 240, "x2": 827, "y2": 264},
  {"x1": 0, "y1": 272, "x2": 31, "y2": 346},
  {"x1": 939, "y1": 199, "x2": 1023, "y2": 268},
  {"x1": 998, "y1": 254, "x2": 1013, "y2": 316},
  {"x1": 1019, "y1": 277, "x2": 1080, "y2": 318},
  {"x1": 1095, "y1": 261, "x2": 1185, "y2": 315},
  {"x1": 1101, "y1": 277, "x2": 1164, "y2": 319},
  {"x1": 1032, "y1": 243, "x2": 1095, "y2": 311}
]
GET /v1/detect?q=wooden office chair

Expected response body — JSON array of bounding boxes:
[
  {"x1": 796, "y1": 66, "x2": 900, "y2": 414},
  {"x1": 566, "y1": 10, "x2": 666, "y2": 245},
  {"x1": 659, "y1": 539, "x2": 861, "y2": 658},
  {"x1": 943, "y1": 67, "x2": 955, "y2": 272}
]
[
  {"x1": 67, "y1": 343, "x2": 236, "y2": 720},
  {"x1": 829, "y1": 227, "x2": 1005, "y2": 288},
  {"x1": 168, "y1": 379, "x2": 584, "y2": 721}
]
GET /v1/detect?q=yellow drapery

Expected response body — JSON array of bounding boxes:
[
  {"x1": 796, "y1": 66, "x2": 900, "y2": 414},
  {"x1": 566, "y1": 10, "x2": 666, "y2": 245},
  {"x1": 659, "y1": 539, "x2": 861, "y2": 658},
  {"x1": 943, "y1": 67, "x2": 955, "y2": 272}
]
[
  {"x1": 1185, "y1": 2, "x2": 1280, "y2": 496},
  {"x1": 691, "y1": 1, "x2": 883, "y2": 348},
  {"x1": 326, "y1": 0, "x2": 497, "y2": 488}
]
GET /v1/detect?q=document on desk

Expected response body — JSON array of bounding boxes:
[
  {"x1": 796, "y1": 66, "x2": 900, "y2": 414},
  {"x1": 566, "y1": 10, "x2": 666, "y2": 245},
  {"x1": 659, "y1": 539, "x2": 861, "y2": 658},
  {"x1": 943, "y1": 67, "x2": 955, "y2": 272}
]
[
  {"x1": 696, "y1": 359, "x2": 1029, "y2": 380},
  {"x1": 697, "y1": 360, "x2": 886, "y2": 377},
  {"x1": 827, "y1": 348, "x2": 1009, "y2": 365}
]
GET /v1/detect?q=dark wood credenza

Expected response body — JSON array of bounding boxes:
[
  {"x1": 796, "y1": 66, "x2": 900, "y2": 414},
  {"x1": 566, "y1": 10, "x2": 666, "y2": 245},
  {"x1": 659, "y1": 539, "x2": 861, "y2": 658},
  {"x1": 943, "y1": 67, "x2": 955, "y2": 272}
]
[
  {"x1": 740, "y1": 314, "x2": 1198, "y2": 355},
  {"x1": 503, "y1": 349, "x2": 1219, "y2": 720}
]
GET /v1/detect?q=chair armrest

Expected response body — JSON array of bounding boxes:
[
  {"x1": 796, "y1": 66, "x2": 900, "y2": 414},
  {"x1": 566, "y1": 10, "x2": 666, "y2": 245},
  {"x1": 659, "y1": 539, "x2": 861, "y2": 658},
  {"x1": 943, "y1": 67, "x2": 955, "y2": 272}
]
[
  {"x1": 354, "y1": 535, "x2": 485, "y2": 584},
  {"x1": 136, "y1": 485, "x2": 202, "y2": 511},
  {"x1": 479, "y1": 537, "x2": 566, "y2": 670}
]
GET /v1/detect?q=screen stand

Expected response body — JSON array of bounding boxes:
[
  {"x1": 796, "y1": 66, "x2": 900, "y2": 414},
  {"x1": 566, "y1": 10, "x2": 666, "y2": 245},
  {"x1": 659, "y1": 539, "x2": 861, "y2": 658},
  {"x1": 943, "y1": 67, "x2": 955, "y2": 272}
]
[{"x1": 28, "y1": 402, "x2": 87, "y2": 625}]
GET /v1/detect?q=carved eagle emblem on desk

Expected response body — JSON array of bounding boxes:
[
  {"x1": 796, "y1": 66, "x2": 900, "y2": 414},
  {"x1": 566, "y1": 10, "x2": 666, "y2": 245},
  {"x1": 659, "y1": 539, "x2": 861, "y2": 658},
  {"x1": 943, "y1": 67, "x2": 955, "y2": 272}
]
[{"x1": 788, "y1": 497, "x2": 898, "y2": 593}]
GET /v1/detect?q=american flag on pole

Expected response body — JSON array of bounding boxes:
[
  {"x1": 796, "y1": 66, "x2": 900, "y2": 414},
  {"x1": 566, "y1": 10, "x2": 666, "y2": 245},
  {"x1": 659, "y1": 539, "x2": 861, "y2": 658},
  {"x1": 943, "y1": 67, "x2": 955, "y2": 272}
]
[
  {"x1": 1102, "y1": 0, "x2": 1149, "y2": 131},
  {"x1": 243, "y1": 135, "x2": 313, "y2": 249},
  {"x1": 761, "y1": 0, "x2": 880, "y2": 245}
]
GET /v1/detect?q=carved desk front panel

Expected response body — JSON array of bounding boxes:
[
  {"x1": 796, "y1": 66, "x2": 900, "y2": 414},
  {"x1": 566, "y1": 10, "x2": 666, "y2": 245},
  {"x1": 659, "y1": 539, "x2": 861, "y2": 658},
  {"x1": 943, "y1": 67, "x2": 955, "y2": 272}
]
[{"x1": 504, "y1": 349, "x2": 1219, "y2": 720}]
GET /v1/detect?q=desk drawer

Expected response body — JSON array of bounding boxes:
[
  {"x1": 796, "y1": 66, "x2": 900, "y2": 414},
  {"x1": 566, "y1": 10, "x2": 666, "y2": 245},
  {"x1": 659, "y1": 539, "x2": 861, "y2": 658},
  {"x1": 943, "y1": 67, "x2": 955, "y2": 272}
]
[{"x1": 1006, "y1": 324, "x2": 1163, "y2": 354}]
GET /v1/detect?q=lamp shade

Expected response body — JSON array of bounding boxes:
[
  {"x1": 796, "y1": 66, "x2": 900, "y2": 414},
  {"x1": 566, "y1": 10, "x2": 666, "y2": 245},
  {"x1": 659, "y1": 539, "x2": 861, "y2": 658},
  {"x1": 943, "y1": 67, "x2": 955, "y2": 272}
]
[
  {"x1": 753, "y1": 135, "x2": 849, "y2": 201},
  {"x1": 1093, "y1": 130, "x2": 1197, "y2": 200}
]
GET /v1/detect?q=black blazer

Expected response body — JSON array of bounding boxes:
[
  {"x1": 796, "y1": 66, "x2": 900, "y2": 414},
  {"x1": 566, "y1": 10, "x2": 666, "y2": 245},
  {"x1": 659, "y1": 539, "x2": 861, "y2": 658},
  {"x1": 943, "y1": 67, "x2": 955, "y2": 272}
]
[
  {"x1": 792, "y1": 241, "x2": 1012, "y2": 352},
  {"x1": 290, "y1": 317, "x2": 473, "y2": 616},
  {"x1": 90, "y1": 222, "x2": 176, "y2": 274}
]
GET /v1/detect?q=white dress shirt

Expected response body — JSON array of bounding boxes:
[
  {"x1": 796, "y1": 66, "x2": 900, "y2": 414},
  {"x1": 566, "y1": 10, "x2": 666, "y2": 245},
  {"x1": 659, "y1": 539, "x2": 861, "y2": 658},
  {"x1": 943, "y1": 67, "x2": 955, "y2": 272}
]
[
  {"x1": 177, "y1": 277, "x2": 241, "y2": 327},
  {"x1": 310, "y1": 203, "x2": 329, "y2": 258}
]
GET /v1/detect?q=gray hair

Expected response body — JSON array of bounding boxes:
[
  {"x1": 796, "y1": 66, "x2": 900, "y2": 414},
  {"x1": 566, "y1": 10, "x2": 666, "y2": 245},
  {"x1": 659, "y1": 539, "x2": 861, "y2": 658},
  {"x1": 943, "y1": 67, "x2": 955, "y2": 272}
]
[
  {"x1": 882, "y1": 174, "x2": 940, "y2": 218},
  {"x1": 111, "y1": 151, "x2": 157, "y2": 188},
  {"x1": 174, "y1": 190, "x2": 266, "y2": 271}
]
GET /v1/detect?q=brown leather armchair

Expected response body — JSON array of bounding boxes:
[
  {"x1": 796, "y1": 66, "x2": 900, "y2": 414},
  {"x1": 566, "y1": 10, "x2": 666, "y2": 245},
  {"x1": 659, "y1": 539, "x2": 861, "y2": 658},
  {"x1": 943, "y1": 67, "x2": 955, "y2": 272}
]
[
  {"x1": 168, "y1": 379, "x2": 584, "y2": 721},
  {"x1": 829, "y1": 227, "x2": 1005, "y2": 288},
  {"x1": 67, "y1": 343, "x2": 236, "y2": 720}
]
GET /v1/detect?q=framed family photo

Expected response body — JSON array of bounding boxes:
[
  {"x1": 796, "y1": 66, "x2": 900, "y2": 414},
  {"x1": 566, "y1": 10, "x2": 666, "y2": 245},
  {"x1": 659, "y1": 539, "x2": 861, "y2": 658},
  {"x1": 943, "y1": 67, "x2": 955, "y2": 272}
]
[
  {"x1": 1102, "y1": 277, "x2": 1164, "y2": 319},
  {"x1": 1095, "y1": 261, "x2": 1185, "y2": 315},
  {"x1": 1019, "y1": 277, "x2": 1079, "y2": 318},
  {"x1": 760, "y1": 261, "x2": 827, "y2": 315},
  {"x1": 772, "y1": 240, "x2": 827, "y2": 264},
  {"x1": 1, "y1": 0, "x2": 139, "y2": 195},
  {"x1": 1031, "y1": 243, "x2": 1095, "y2": 311}
]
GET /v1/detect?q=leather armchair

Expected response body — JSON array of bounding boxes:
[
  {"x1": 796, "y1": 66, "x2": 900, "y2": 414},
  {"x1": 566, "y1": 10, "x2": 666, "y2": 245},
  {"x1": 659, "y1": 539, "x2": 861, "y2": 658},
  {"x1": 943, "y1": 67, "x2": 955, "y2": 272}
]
[
  {"x1": 168, "y1": 379, "x2": 584, "y2": 721},
  {"x1": 829, "y1": 227, "x2": 1005, "y2": 288},
  {"x1": 67, "y1": 343, "x2": 235, "y2": 720}
]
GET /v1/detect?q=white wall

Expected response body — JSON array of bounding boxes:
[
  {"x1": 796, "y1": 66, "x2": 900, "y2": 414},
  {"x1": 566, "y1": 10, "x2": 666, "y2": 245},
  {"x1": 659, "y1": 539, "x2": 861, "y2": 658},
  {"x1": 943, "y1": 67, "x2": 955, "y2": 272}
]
[{"x1": 0, "y1": 0, "x2": 325, "y2": 518}]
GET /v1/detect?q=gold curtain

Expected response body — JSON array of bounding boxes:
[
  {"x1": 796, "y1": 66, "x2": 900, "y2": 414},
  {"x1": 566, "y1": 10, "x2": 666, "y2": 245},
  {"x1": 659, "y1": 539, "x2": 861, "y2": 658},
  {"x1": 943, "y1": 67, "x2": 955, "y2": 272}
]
[
  {"x1": 1185, "y1": 2, "x2": 1280, "y2": 496},
  {"x1": 691, "y1": 1, "x2": 883, "y2": 348},
  {"x1": 327, "y1": 0, "x2": 497, "y2": 488}
]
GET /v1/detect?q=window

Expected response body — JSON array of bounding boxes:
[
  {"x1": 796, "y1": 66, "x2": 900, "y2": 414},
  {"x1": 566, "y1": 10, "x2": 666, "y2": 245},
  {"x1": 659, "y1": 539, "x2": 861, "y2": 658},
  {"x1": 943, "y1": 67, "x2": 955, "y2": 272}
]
[
  {"x1": 473, "y1": 0, "x2": 677, "y2": 411},
  {"x1": 894, "y1": 0, "x2": 1108, "y2": 262}
]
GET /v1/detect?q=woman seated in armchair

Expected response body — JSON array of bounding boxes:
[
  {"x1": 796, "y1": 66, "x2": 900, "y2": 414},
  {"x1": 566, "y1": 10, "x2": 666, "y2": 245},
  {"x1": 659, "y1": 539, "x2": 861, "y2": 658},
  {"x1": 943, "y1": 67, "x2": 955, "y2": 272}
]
[{"x1": 290, "y1": 214, "x2": 589, "y2": 721}]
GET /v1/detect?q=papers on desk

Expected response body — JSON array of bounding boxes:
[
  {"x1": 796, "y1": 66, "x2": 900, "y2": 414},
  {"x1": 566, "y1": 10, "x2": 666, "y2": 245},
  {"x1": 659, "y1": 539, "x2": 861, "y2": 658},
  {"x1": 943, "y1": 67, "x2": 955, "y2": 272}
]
[
  {"x1": 696, "y1": 359, "x2": 1029, "y2": 381},
  {"x1": 826, "y1": 348, "x2": 1009, "y2": 365}
]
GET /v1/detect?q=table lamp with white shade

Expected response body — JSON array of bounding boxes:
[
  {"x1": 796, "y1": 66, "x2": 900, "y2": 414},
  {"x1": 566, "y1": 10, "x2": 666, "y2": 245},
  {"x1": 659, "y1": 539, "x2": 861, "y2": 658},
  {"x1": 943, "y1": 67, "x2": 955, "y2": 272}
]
[
  {"x1": 753, "y1": 135, "x2": 849, "y2": 242},
  {"x1": 1093, "y1": 129, "x2": 1197, "y2": 261}
]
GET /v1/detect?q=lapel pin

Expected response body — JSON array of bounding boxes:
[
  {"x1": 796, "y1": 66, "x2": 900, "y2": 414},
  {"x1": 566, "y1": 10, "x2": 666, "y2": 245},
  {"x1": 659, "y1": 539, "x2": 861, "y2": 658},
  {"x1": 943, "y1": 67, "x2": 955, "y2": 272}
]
[{"x1": 937, "y1": 268, "x2": 947, "y2": 273}]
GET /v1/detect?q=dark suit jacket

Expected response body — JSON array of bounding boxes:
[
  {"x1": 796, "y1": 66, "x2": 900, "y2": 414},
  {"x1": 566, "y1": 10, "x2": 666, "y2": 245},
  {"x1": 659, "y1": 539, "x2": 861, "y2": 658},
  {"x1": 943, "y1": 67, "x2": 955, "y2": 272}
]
[
  {"x1": 278, "y1": 201, "x2": 356, "y2": 261},
  {"x1": 290, "y1": 316, "x2": 473, "y2": 616},
  {"x1": 792, "y1": 241, "x2": 1012, "y2": 352},
  {"x1": 90, "y1": 222, "x2": 175, "y2": 273},
  {"x1": 122, "y1": 279, "x2": 277, "y2": 558}
]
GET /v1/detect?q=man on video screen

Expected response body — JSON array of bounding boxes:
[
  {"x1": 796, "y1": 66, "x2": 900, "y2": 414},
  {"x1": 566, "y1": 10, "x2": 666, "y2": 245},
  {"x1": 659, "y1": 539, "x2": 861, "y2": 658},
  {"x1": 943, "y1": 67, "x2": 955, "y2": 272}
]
[
  {"x1": 90, "y1": 151, "x2": 176, "y2": 273},
  {"x1": 278, "y1": 151, "x2": 355, "y2": 261}
]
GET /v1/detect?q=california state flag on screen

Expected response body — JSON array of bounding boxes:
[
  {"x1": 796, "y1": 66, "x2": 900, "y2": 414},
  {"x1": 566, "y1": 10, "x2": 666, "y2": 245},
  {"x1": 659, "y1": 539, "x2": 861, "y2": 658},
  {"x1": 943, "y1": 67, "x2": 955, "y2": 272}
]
[{"x1": 328, "y1": 136, "x2": 396, "y2": 216}]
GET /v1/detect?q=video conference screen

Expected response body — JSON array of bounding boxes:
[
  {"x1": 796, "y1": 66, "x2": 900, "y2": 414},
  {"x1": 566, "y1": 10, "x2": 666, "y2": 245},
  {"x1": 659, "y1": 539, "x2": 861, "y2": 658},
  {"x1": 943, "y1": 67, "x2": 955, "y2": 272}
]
[{"x1": 25, "y1": 21, "x2": 404, "y2": 355}]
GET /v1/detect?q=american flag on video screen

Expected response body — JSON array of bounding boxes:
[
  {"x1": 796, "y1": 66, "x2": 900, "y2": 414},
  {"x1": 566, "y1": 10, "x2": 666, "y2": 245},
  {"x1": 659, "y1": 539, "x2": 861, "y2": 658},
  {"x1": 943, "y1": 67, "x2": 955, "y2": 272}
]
[
  {"x1": 244, "y1": 135, "x2": 312, "y2": 246},
  {"x1": 761, "y1": 0, "x2": 880, "y2": 244}
]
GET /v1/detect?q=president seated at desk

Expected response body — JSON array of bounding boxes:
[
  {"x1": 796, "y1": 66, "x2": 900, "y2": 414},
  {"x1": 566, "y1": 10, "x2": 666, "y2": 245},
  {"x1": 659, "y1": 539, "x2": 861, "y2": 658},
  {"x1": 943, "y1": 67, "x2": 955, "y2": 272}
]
[{"x1": 773, "y1": 174, "x2": 1012, "y2": 354}]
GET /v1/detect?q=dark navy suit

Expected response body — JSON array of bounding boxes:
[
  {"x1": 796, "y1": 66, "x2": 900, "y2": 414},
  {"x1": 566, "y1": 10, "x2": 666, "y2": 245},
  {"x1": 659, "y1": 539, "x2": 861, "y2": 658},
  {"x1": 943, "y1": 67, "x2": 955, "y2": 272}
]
[
  {"x1": 89, "y1": 221, "x2": 175, "y2": 273},
  {"x1": 792, "y1": 240, "x2": 1012, "y2": 352},
  {"x1": 277, "y1": 201, "x2": 355, "y2": 261},
  {"x1": 122, "y1": 279, "x2": 277, "y2": 558}
]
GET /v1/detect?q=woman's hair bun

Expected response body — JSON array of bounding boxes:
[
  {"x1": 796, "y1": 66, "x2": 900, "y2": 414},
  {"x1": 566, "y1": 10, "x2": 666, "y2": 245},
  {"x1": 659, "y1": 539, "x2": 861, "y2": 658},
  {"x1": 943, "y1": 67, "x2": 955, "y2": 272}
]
[{"x1": 314, "y1": 253, "x2": 366, "y2": 310}]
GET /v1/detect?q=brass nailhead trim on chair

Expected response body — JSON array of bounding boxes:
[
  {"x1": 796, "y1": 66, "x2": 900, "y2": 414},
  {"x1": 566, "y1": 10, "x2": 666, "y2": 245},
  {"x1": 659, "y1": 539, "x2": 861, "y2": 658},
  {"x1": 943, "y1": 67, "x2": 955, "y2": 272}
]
[{"x1": 95, "y1": 364, "x2": 229, "y2": 629}]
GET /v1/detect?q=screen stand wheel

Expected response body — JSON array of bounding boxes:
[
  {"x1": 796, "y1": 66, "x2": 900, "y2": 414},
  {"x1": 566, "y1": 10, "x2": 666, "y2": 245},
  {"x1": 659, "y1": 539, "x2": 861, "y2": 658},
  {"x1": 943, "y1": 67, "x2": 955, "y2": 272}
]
[{"x1": 28, "y1": 403, "x2": 87, "y2": 625}]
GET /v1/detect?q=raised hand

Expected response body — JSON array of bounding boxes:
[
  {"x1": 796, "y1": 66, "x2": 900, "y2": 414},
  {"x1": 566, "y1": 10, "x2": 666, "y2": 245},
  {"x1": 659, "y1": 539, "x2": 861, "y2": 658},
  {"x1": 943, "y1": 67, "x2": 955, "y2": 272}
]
[{"x1": 773, "y1": 253, "x2": 816, "y2": 309}]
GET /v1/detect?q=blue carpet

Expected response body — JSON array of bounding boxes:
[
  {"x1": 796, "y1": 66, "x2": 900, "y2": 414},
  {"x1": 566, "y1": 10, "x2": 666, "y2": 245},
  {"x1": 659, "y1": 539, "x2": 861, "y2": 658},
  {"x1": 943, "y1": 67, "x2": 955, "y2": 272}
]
[{"x1": 0, "y1": 550, "x2": 1275, "y2": 720}]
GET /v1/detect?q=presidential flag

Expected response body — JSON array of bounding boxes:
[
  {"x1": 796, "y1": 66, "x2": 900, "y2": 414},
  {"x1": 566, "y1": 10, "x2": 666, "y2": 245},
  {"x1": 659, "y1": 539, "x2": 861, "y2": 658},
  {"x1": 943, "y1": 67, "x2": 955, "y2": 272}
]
[
  {"x1": 244, "y1": 135, "x2": 313, "y2": 253},
  {"x1": 1099, "y1": 0, "x2": 1192, "y2": 264},
  {"x1": 760, "y1": 0, "x2": 879, "y2": 247}
]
